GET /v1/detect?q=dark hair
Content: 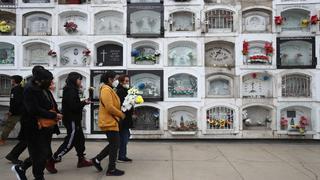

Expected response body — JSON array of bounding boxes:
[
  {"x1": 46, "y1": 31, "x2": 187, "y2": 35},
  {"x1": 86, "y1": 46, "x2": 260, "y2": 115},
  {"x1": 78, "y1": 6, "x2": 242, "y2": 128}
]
[
  {"x1": 32, "y1": 65, "x2": 45, "y2": 77},
  {"x1": 33, "y1": 69, "x2": 53, "y2": 82},
  {"x1": 11, "y1": 75, "x2": 23, "y2": 84},
  {"x1": 100, "y1": 71, "x2": 116, "y2": 84},
  {"x1": 65, "y1": 72, "x2": 83, "y2": 88},
  {"x1": 118, "y1": 74, "x2": 129, "y2": 83}
]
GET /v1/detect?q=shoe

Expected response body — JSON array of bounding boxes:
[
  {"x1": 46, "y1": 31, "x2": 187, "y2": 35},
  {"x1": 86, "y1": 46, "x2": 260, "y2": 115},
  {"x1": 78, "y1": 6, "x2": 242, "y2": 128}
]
[
  {"x1": 5, "y1": 155, "x2": 23, "y2": 164},
  {"x1": 118, "y1": 157, "x2": 132, "y2": 163},
  {"x1": 77, "y1": 158, "x2": 93, "y2": 168},
  {"x1": 0, "y1": 139, "x2": 5, "y2": 145},
  {"x1": 45, "y1": 159, "x2": 57, "y2": 174},
  {"x1": 91, "y1": 158, "x2": 103, "y2": 172},
  {"x1": 106, "y1": 169, "x2": 125, "y2": 176},
  {"x1": 11, "y1": 165, "x2": 27, "y2": 180}
]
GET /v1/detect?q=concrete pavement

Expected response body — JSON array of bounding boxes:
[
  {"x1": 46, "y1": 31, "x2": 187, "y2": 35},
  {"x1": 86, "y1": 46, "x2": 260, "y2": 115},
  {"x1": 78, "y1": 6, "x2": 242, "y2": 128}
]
[{"x1": 1, "y1": 140, "x2": 320, "y2": 180}]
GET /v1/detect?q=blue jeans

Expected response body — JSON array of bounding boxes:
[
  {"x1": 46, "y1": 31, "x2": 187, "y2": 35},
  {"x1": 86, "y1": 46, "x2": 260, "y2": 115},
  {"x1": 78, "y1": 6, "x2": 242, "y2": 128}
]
[{"x1": 118, "y1": 128, "x2": 130, "y2": 160}]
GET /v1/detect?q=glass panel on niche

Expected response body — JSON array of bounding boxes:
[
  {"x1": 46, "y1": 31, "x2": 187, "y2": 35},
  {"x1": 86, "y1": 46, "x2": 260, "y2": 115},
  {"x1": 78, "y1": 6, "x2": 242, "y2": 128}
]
[
  {"x1": 0, "y1": 106, "x2": 9, "y2": 126},
  {"x1": 128, "y1": 70, "x2": 163, "y2": 101},
  {"x1": 96, "y1": 44, "x2": 123, "y2": 66},
  {"x1": 242, "y1": 73, "x2": 272, "y2": 98},
  {"x1": 24, "y1": 43, "x2": 50, "y2": 66},
  {"x1": 0, "y1": 75, "x2": 11, "y2": 97},
  {"x1": 59, "y1": 12, "x2": 87, "y2": 35},
  {"x1": 60, "y1": 45, "x2": 88, "y2": 67},
  {"x1": 242, "y1": 10, "x2": 270, "y2": 33},
  {"x1": 208, "y1": 78, "x2": 230, "y2": 96},
  {"x1": 95, "y1": 11, "x2": 123, "y2": 35},
  {"x1": 90, "y1": 70, "x2": 126, "y2": 100},
  {"x1": 169, "y1": 11, "x2": 195, "y2": 32},
  {"x1": 168, "y1": 74, "x2": 197, "y2": 98},
  {"x1": 24, "y1": 13, "x2": 51, "y2": 36},
  {"x1": 281, "y1": 9, "x2": 310, "y2": 31},
  {"x1": 205, "y1": 41, "x2": 234, "y2": 67},
  {"x1": 0, "y1": 0, "x2": 15, "y2": 5},
  {"x1": 280, "y1": 107, "x2": 312, "y2": 132},
  {"x1": 132, "y1": 43, "x2": 159, "y2": 65},
  {"x1": 278, "y1": 37, "x2": 315, "y2": 68},
  {"x1": 0, "y1": 11, "x2": 16, "y2": 35},
  {"x1": 0, "y1": 43, "x2": 14, "y2": 65},
  {"x1": 206, "y1": 106, "x2": 234, "y2": 130},
  {"x1": 242, "y1": 106, "x2": 271, "y2": 130},
  {"x1": 168, "y1": 107, "x2": 197, "y2": 131},
  {"x1": 168, "y1": 41, "x2": 196, "y2": 66},
  {"x1": 128, "y1": 5, "x2": 163, "y2": 37},
  {"x1": 205, "y1": 9, "x2": 233, "y2": 33},
  {"x1": 132, "y1": 106, "x2": 160, "y2": 130},
  {"x1": 281, "y1": 74, "x2": 311, "y2": 97}
]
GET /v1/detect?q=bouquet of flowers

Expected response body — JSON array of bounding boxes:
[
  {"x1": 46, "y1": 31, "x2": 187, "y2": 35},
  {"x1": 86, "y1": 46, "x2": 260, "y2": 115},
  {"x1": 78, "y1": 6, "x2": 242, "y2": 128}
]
[
  {"x1": 242, "y1": 41, "x2": 249, "y2": 55},
  {"x1": 0, "y1": 21, "x2": 12, "y2": 33},
  {"x1": 82, "y1": 48, "x2": 91, "y2": 56},
  {"x1": 264, "y1": 42, "x2": 273, "y2": 56},
  {"x1": 301, "y1": 19, "x2": 310, "y2": 27},
  {"x1": 310, "y1": 15, "x2": 319, "y2": 25},
  {"x1": 280, "y1": 117, "x2": 288, "y2": 130},
  {"x1": 274, "y1": 16, "x2": 283, "y2": 25},
  {"x1": 64, "y1": 22, "x2": 78, "y2": 33},
  {"x1": 121, "y1": 83, "x2": 145, "y2": 112}
]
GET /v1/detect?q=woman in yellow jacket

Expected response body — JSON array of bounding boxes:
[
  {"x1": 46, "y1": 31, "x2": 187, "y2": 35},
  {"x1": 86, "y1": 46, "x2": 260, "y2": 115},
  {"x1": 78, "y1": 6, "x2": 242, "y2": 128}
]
[{"x1": 91, "y1": 71, "x2": 126, "y2": 176}]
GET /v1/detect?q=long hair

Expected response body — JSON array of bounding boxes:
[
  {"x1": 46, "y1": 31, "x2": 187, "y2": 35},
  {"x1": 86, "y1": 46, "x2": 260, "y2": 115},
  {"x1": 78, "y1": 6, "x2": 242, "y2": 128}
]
[{"x1": 65, "y1": 72, "x2": 83, "y2": 89}]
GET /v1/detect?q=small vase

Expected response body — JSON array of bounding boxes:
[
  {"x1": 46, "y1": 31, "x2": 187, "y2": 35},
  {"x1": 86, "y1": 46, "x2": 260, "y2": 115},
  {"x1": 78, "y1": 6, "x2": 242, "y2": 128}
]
[{"x1": 311, "y1": 25, "x2": 318, "y2": 33}]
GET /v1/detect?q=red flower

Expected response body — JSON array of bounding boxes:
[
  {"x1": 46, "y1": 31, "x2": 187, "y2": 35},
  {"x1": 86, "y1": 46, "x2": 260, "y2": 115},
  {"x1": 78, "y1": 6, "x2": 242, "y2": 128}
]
[
  {"x1": 311, "y1": 15, "x2": 319, "y2": 25},
  {"x1": 280, "y1": 117, "x2": 288, "y2": 126},
  {"x1": 299, "y1": 116, "x2": 308, "y2": 129},
  {"x1": 264, "y1": 42, "x2": 273, "y2": 56},
  {"x1": 48, "y1": 50, "x2": 57, "y2": 57},
  {"x1": 64, "y1": 22, "x2": 78, "y2": 33},
  {"x1": 242, "y1": 41, "x2": 249, "y2": 55},
  {"x1": 274, "y1": 16, "x2": 283, "y2": 25},
  {"x1": 251, "y1": 73, "x2": 257, "y2": 79},
  {"x1": 82, "y1": 48, "x2": 91, "y2": 56}
]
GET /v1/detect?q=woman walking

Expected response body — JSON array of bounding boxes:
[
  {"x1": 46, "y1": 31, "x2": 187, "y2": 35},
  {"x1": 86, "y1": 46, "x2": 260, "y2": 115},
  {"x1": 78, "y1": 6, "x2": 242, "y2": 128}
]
[{"x1": 91, "y1": 71, "x2": 126, "y2": 176}]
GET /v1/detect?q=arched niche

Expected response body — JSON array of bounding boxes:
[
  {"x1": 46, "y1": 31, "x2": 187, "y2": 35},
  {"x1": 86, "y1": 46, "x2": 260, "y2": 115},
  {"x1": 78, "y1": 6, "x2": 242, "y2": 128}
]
[
  {"x1": 0, "y1": 42, "x2": 14, "y2": 66},
  {"x1": 206, "y1": 106, "x2": 234, "y2": 130},
  {"x1": 242, "y1": 106, "x2": 272, "y2": 130},
  {"x1": 23, "y1": 42, "x2": 50, "y2": 67},
  {"x1": 169, "y1": 11, "x2": 195, "y2": 32},
  {"x1": 0, "y1": 74, "x2": 11, "y2": 97},
  {"x1": 60, "y1": 43, "x2": 88, "y2": 67},
  {"x1": 205, "y1": 41, "x2": 234, "y2": 67},
  {"x1": 94, "y1": 11, "x2": 124, "y2": 35},
  {"x1": 280, "y1": 106, "x2": 312, "y2": 132},
  {"x1": 206, "y1": 74, "x2": 233, "y2": 97},
  {"x1": 281, "y1": 74, "x2": 311, "y2": 97},
  {"x1": 95, "y1": 42, "x2": 123, "y2": 66},
  {"x1": 242, "y1": 73, "x2": 273, "y2": 98},
  {"x1": 205, "y1": 9, "x2": 234, "y2": 33},
  {"x1": 168, "y1": 41, "x2": 197, "y2": 66},
  {"x1": 168, "y1": 106, "x2": 197, "y2": 131},
  {"x1": 23, "y1": 12, "x2": 52, "y2": 36},
  {"x1": 0, "y1": 11, "x2": 16, "y2": 35},
  {"x1": 168, "y1": 73, "x2": 197, "y2": 98},
  {"x1": 131, "y1": 41, "x2": 160, "y2": 65},
  {"x1": 242, "y1": 8, "x2": 271, "y2": 33},
  {"x1": 132, "y1": 106, "x2": 160, "y2": 130},
  {"x1": 281, "y1": 9, "x2": 310, "y2": 31},
  {"x1": 59, "y1": 11, "x2": 88, "y2": 35}
]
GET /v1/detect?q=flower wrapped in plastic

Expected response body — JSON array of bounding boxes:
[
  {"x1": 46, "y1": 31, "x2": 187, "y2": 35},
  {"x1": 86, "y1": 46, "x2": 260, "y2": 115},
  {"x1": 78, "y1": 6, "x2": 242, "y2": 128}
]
[{"x1": 121, "y1": 83, "x2": 145, "y2": 112}]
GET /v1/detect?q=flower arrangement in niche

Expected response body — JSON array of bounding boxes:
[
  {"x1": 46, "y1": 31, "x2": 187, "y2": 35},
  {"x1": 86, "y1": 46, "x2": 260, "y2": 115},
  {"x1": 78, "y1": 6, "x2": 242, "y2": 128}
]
[
  {"x1": 264, "y1": 42, "x2": 273, "y2": 56},
  {"x1": 82, "y1": 48, "x2": 91, "y2": 56},
  {"x1": 274, "y1": 16, "x2": 283, "y2": 25},
  {"x1": 48, "y1": 50, "x2": 57, "y2": 57},
  {"x1": 64, "y1": 22, "x2": 78, "y2": 33},
  {"x1": 0, "y1": 21, "x2": 12, "y2": 33},
  {"x1": 291, "y1": 116, "x2": 308, "y2": 134},
  {"x1": 242, "y1": 41, "x2": 249, "y2": 55},
  {"x1": 280, "y1": 117, "x2": 288, "y2": 130},
  {"x1": 131, "y1": 49, "x2": 160, "y2": 63},
  {"x1": 310, "y1": 15, "x2": 319, "y2": 25},
  {"x1": 82, "y1": 48, "x2": 91, "y2": 65},
  {"x1": 121, "y1": 83, "x2": 145, "y2": 112},
  {"x1": 301, "y1": 19, "x2": 310, "y2": 28},
  {"x1": 169, "y1": 116, "x2": 197, "y2": 132}
]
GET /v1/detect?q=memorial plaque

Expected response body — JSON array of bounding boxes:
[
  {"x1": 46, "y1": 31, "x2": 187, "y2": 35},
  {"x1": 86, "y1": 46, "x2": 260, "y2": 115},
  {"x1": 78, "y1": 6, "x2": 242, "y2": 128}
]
[
  {"x1": 168, "y1": 73, "x2": 197, "y2": 98},
  {"x1": 24, "y1": 13, "x2": 51, "y2": 36},
  {"x1": 208, "y1": 78, "x2": 230, "y2": 96},
  {"x1": 25, "y1": 43, "x2": 50, "y2": 66},
  {"x1": 243, "y1": 11, "x2": 270, "y2": 33},
  {"x1": 205, "y1": 42, "x2": 234, "y2": 67},
  {"x1": 96, "y1": 44, "x2": 123, "y2": 66},
  {"x1": 95, "y1": 11, "x2": 123, "y2": 35},
  {"x1": 59, "y1": 13, "x2": 87, "y2": 35},
  {"x1": 242, "y1": 73, "x2": 272, "y2": 98},
  {"x1": 132, "y1": 106, "x2": 160, "y2": 130},
  {"x1": 60, "y1": 45, "x2": 87, "y2": 67},
  {"x1": 277, "y1": 37, "x2": 316, "y2": 69},
  {"x1": 170, "y1": 11, "x2": 195, "y2": 32},
  {"x1": 168, "y1": 42, "x2": 196, "y2": 66},
  {"x1": 0, "y1": 43, "x2": 14, "y2": 65}
]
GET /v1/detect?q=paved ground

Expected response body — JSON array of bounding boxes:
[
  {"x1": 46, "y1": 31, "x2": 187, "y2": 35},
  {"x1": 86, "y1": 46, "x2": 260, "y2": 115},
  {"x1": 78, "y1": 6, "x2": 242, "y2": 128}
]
[{"x1": 1, "y1": 140, "x2": 320, "y2": 180}]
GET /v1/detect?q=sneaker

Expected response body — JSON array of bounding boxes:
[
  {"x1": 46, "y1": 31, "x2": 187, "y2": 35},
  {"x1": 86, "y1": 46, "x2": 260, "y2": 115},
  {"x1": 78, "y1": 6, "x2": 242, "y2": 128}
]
[
  {"x1": 91, "y1": 158, "x2": 103, "y2": 172},
  {"x1": 77, "y1": 158, "x2": 93, "y2": 168},
  {"x1": 106, "y1": 169, "x2": 125, "y2": 176},
  {"x1": 0, "y1": 139, "x2": 5, "y2": 145},
  {"x1": 11, "y1": 165, "x2": 27, "y2": 180},
  {"x1": 5, "y1": 155, "x2": 23, "y2": 164},
  {"x1": 118, "y1": 157, "x2": 132, "y2": 163},
  {"x1": 45, "y1": 159, "x2": 57, "y2": 174}
]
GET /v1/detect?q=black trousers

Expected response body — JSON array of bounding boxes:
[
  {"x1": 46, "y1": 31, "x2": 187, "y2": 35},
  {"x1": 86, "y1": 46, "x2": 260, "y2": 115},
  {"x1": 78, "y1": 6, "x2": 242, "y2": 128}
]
[
  {"x1": 95, "y1": 131, "x2": 120, "y2": 171},
  {"x1": 6, "y1": 140, "x2": 27, "y2": 160},
  {"x1": 53, "y1": 121, "x2": 85, "y2": 161},
  {"x1": 24, "y1": 127, "x2": 53, "y2": 180}
]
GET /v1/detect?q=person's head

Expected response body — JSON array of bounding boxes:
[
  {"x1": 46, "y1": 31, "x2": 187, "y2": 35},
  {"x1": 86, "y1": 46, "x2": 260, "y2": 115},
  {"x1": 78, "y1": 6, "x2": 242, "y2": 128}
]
[
  {"x1": 49, "y1": 80, "x2": 55, "y2": 92},
  {"x1": 118, "y1": 74, "x2": 130, "y2": 89},
  {"x1": 100, "y1": 71, "x2": 117, "y2": 87},
  {"x1": 33, "y1": 69, "x2": 53, "y2": 89},
  {"x1": 32, "y1": 65, "x2": 45, "y2": 77},
  {"x1": 10, "y1": 75, "x2": 23, "y2": 87},
  {"x1": 65, "y1": 72, "x2": 83, "y2": 89}
]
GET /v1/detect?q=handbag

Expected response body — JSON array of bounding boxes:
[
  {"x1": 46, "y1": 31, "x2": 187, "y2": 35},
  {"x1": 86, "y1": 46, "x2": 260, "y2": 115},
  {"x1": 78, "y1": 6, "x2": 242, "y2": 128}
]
[{"x1": 37, "y1": 109, "x2": 58, "y2": 129}]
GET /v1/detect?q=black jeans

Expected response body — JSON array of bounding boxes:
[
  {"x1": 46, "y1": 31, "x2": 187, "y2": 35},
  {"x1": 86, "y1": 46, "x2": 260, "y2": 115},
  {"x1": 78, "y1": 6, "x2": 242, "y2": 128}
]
[
  {"x1": 53, "y1": 121, "x2": 85, "y2": 161},
  {"x1": 6, "y1": 140, "x2": 27, "y2": 160},
  {"x1": 95, "y1": 131, "x2": 120, "y2": 171},
  {"x1": 119, "y1": 128, "x2": 130, "y2": 160}
]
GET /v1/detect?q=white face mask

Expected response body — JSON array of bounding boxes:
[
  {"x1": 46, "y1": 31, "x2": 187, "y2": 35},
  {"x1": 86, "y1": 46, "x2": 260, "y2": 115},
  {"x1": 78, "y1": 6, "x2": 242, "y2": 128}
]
[
  {"x1": 123, "y1": 84, "x2": 130, "y2": 89},
  {"x1": 112, "y1": 80, "x2": 119, "y2": 88}
]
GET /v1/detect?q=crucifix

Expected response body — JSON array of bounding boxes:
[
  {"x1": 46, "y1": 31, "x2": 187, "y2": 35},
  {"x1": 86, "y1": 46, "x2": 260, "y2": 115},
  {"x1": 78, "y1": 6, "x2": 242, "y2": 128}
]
[{"x1": 100, "y1": 49, "x2": 108, "y2": 65}]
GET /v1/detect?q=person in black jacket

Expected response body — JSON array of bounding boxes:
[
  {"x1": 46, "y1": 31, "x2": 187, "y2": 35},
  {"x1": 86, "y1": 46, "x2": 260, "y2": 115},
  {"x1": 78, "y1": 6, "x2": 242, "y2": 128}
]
[
  {"x1": 0, "y1": 75, "x2": 24, "y2": 146},
  {"x1": 12, "y1": 69, "x2": 63, "y2": 180},
  {"x1": 116, "y1": 75, "x2": 133, "y2": 162},
  {"x1": 46, "y1": 72, "x2": 92, "y2": 173}
]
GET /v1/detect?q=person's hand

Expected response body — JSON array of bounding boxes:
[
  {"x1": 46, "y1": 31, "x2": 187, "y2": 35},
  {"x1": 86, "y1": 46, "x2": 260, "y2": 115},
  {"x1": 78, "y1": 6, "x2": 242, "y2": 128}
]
[
  {"x1": 83, "y1": 99, "x2": 92, "y2": 105},
  {"x1": 56, "y1": 113, "x2": 63, "y2": 121}
]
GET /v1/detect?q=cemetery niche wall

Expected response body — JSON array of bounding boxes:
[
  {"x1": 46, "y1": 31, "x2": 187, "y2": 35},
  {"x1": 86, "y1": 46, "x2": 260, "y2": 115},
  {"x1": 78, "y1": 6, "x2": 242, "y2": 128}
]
[
  {"x1": 94, "y1": 11, "x2": 124, "y2": 35},
  {"x1": 23, "y1": 42, "x2": 51, "y2": 67},
  {"x1": 242, "y1": 8, "x2": 271, "y2": 33},
  {"x1": 59, "y1": 11, "x2": 88, "y2": 36},
  {"x1": 0, "y1": 10, "x2": 16, "y2": 36},
  {"x1": 280, "y1": 106, "x2": 312, "y2": 134},
  {"x1": 60, "y1": 43, "x2": 90, "y2": 67},
  {"x1": 277, "y1": 37, "x2": 316, "y2": 69},
  {"x1": 168, "y1": 106, "x2": 198, "y2": 134},
  {"x1": 205, "y1": 41, "x2": 234, "y2": 68},
  {"x1": 23, "y1": 12, "x2": 52, "y2": 36},
  {"x1": 131, "y1": 40, "x2": 160, "y2": 65},
  {"x1": 168, "y1": 41, "x2": 197, "y2": 66},
  {"x1": 206, "y1": 74, "x2": 233, "y2": 97},
  {"x1": 242, "y1": 106, "x2": 272, "y2": 130},
  {"x1": 95, "y1": 42, "x2": 123, "y2": 66},
  {"x1": 0, "y1": 42, "x2": 14, "y2": 66}
]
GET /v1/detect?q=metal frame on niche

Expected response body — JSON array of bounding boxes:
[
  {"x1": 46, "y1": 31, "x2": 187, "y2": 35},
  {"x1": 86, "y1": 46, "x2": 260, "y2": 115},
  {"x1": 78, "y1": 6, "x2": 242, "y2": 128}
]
[
  {"x1": 127, "y1": 3, "x2": 164, "y2": 38},
  {"x1": 276, "y1": 37, "x2": 316, "y2": 69}
]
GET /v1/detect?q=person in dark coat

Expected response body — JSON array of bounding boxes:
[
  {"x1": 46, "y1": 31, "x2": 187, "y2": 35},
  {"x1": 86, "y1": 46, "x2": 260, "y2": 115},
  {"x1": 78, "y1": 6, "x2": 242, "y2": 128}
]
[
  {"x1": 12, "y1": 69, "x2": 63, "y2": 180},
  {"x1": 116, "y1": 75, "x2": 133, "y2": 162},
  {"x1": 46, "y1": 72, "x2": 92, "y2": 174}
]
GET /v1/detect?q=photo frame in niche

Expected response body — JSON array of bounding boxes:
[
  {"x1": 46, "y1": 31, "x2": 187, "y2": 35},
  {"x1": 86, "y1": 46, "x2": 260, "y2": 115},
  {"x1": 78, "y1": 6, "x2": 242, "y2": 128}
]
[
  {"x1": 132, "y1": 106, "x2": 160, "y2": 131},
  {"x1": 127, "y1": 4, "x2": 164, "y2": 38},
  {"x1": 128, "y1": 70, "x2": 163, "y2": 101},
  {"x1": 23, "y1": 12, "x2": 52, "y2": 36},
  {"x1": 90, "y1": 69, "x2": 127, "y2": 101},
  {"x1": 0, "y1": 43, "x2": 14, "y2": 65},
  {"x1": 0, "y1": 11, "x2": 16, "y2": 35},
  {"x1": 95, "y1": 11, "x2": 124, "y2": 35},
  {"x1": 277, "y1": 37, "x2": 316, "y2": 69},
  {"x1": 96, "y1": 44, "x2": 123, "y2": 66},
  {"x1": 168, "y1": 73, "x2": 197, "y2": 98},
  {"x1": 168, "y1": 41, "x2": 197, "y2": 66},
  {"x1": 168, "y1": 106, "x2": 197, "y2": 132}
]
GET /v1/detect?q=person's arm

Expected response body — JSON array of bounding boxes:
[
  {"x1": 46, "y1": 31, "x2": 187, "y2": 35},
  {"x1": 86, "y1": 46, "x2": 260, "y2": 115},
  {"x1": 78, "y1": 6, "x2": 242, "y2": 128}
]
[
  {"x1": 63, "y1": 88, "x2": 86, "y2": 113},
  {"x1": 116, "y1": 88, "x2": 126, "y2": 105},
  {"x1": 101, "y1": 88, "x2": 125, "y2": 120}
]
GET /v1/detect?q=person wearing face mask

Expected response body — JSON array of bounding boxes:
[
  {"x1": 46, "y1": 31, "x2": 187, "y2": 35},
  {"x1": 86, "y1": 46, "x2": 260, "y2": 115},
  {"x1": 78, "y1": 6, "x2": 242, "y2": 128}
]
[
  {"x1": 46, "y1": 72, "x2": 93, "y2": 174},
  {"x1": 115, "y1": 75, "x2": 133, "y2": 163},
  {"x1": 91, "y1": 71, "x2": 126, "y2": 176},
  {"x1": 12, "y1": 69, "x2": 63, "y2": 180}
]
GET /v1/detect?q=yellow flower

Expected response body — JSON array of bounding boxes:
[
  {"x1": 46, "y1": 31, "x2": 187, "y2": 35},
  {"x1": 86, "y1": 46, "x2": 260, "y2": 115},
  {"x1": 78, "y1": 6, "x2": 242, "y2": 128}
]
[
  {"x1": 301, "y1": 19, "x2": 309, "y2": 27},
  {"x1": 135, "y1": 95, "x2": 144, "y2": 104}
]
